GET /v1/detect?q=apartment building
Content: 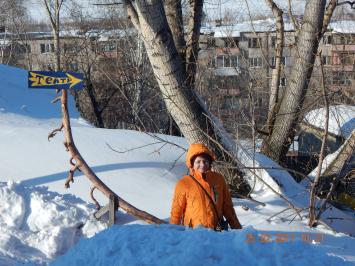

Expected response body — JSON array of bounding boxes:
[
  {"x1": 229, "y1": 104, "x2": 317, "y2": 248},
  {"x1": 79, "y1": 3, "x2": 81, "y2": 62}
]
[{"x1": 197, "y1": 19, "x2": 355, "y2": 137}]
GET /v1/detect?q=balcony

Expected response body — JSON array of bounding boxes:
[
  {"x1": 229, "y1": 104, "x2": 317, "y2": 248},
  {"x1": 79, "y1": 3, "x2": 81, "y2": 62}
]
[
  {"x1": 98, "y1": 51, "x2": 123, "y2": 59},
  {"x1": 216, "y1": 89, "x2": 240, "y2": 96},
  {"x1": 331, "y1": 65, "x2": 355, "y2": 72},
  {"x1": 331, "y1": 45, "x2": 355, "y2": 51},
  {"x1": 219, "y1": 108, "x2": 240, "y2": 116}
]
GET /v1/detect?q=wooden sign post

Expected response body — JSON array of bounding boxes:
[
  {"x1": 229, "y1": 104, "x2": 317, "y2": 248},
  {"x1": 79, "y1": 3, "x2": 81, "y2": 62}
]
[{"x1": 93, "y1": 194, "x2": 119, "y2": 227}]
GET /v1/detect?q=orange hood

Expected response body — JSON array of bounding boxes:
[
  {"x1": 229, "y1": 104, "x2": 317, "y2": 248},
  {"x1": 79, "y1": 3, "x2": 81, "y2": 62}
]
[{"x1": 186, "y1": 143, "x2": 216, "y2": 169}]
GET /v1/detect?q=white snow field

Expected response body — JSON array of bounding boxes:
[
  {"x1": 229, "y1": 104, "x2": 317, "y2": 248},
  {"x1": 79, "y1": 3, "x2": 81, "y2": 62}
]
[{"x1": 0, "y1": 64, "x2": 355, "y2": 265}]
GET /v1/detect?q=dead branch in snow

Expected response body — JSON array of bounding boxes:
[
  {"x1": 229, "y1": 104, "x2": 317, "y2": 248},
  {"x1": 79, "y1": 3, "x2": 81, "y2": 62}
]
[
  {"x1": 106, "y1": 142, "x2": 165, "y2": 153},
  {"x1": 48, "y1": 89, "x2": 167, "y2": 225},
  {"x1": 145, "y1": 133, "x2": 188, "y2": 151},
  {"x1": 229, "y1": 192, "x2": 266, "y2": 207}
]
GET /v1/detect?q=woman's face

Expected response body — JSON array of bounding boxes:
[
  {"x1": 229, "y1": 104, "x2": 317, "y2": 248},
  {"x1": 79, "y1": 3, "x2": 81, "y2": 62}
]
[{"x1": 193, "y1": 156, "x2": 210, "y2": 173}]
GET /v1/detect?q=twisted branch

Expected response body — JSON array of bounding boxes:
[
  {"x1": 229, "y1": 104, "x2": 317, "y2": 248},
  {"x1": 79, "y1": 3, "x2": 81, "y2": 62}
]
[
  {"x1": 91, "y1": 187, "x2": 100, "y2": 210},
  {"x1": 51, "y1": 96, "x2": 62, "y2": 103},
  {"x1": 48, "y1": 123, "x2": 64, "y2": 141},
  {"x1": 65, "y1": 165, "x2": 80, "y2": 188}
]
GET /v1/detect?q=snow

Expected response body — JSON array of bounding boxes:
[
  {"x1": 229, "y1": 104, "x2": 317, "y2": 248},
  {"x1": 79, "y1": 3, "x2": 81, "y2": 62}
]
[
  {"x1": 51, "y1": 224, "x2": 352, "y2": 266},
  {"x1": 304, "y1": 105, "x2": 355, "y2": 138},
  {"x1": 0, "y1": 64, "x2": 355, "y2": 265},
  {"x1": 0, "y1": 180, "x2": 105, "y2": 265}
]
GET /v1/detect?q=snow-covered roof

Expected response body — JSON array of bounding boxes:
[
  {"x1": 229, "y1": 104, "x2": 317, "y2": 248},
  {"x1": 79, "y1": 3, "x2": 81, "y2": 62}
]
[
  {"x1": 329, "y1": 20, "x2": 355, "y2": 34},
  {"x1": 0, "y1": 40, "x2": 12, "y2": 46},
  {"x1": 201, "y1": 19, "x2": 355, "y2": 38},
  {"x1": 200, "y1": 19, "x2": 298, "y2": 38},
  {"x1": 304, "y1": 105, "x2": 355, "y2": 138}
]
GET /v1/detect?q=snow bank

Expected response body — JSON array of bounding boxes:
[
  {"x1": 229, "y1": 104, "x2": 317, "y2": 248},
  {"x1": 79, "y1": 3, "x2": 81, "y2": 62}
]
[
  {"x1": 51, "y1": 224, "x2": 352, "y2": 266},
  {"x1": 0, "y1": 180, "x2": 105, "y2": 265}
]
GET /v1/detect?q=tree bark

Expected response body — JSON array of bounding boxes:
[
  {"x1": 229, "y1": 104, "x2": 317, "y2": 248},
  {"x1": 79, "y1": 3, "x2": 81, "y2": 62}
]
[
  {"x1": 185, "y1": 0, "x2": 204, "y2": 86},
  {"x1": 164, "y1": 0, "x2": 186, "y2": 66}
]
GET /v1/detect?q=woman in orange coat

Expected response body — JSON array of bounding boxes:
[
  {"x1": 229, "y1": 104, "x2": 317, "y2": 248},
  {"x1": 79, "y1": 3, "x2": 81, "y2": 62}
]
[{"x1": 170, "y1": 143, "x2": 242, "y2": 230}]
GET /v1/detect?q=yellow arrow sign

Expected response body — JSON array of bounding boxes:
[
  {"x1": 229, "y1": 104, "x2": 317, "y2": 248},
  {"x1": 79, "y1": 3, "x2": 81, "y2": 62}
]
[{"x1": 28, "y1": 71, "x2": 83, "y2": 90}]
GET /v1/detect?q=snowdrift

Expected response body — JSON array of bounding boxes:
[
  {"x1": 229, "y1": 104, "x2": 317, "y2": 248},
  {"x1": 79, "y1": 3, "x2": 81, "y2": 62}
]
[
  {"x1": 51, "y1": 224, "x2": 353, "y2": 266},
  {"x1": 0, "y1": 180, "x2": 105, "y2": 265}
]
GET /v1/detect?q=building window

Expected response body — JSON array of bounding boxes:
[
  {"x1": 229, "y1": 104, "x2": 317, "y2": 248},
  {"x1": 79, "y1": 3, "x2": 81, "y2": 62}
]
[
  {"x1": 64, "y1": 44, "x2": 78, "y2": 53},
  {"x1": 324, "y1": 36, "x2": 332, "y2": 45},
  {"x1": 207, "y1": 38, "x2": 215, "y2": 48},
  {"x1": 271, "y1": 56, "x2": 286, "y2": 67},
  {"x1": 338, "y1": 53, "x2": 355, "y2": 65},
  {"x1": 250, "y1": 57, "x2": 262, "y2": 67},
  {"x1": 40, "y1": 43, "x2": 54, "y2": 53},
  {"x1": 280, "y1": 77, "x2": 286, "y2": 87},
  {"x1": 333, "y1": 72, "x2": 351, "y2": 85},
  {"x1": 271, "y1": 36, "x2": 276, "y2": 47},
  {"x1": 18, "y1": 44, "x2": 31, "y2": 54},
  {"x1": 322, "y1": 56, "x2": 331, "y2": 66},
  {"x1": 216, "y1": 76, "x2": 240, "y2": 89},
  {"x1": 210, "y1": 58, "x2": 216, "y2": 68},
  {"x1": 249, "y1": 37, "x2": 260, "y2": 48},
  {"x1": 212, "y1": 55, "x2": 239, "y2": 68},
  {"x1": 226, "y1": 37, "x2": 238, "y2": 48},
  {"x1": 282, "y1": 56, "x2": 286, "y2": 67},
  {"x1": 231, "y1": 56, "x2": 239, "y2": 67},
  {"x1": 295, "y1": 36, "x2": 298, "y2": 43},
  {"x1": 335, "y1": 35, "x2": 354, "y2": 45}
]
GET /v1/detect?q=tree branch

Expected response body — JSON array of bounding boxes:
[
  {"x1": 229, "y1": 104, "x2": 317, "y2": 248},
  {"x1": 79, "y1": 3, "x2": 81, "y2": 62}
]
[
  {"x1": 288, "y1": 0, "x2": 300, "y2": 35},
  {"x1": 309, "y1": 52, "x2": 329, "y2": 227},
  {"x1": 320, "y1": 0, "x2": 338, "y2": 37},
  {"x1": 121, "y1": 0, "x2": 141, "y2": 33}
]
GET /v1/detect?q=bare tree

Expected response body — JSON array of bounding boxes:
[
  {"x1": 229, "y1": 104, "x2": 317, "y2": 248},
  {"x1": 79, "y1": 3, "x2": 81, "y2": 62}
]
[
  {"x1": 260, "y1": 0, "x2": 338, "y2": 164},
  {"x1": 41, "y1": 0, "x2": 64, "y2": 71}
]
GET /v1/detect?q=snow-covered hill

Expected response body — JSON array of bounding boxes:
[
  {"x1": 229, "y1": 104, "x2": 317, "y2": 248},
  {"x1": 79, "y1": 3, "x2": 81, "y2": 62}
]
[{"x1": 0, "y1": 64, "x2": 354, "y2": 265}]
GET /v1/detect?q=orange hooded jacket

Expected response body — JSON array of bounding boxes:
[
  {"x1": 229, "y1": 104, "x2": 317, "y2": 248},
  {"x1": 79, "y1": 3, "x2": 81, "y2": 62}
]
[{"x1": 170, "y1": 143, "x2": 242, "y2": 230}]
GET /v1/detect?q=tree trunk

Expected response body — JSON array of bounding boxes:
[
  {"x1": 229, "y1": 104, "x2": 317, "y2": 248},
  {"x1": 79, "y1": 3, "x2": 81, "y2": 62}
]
[
  {"x1": 131, "y1": 0, "x2": 245, "y2": 186},
  {"x1": 185, "y1": 0, "x2": 203, "y2": 86},
  {"x1": 164, "y1": 0, "x2": 186, "y2": 65},
  {"x1": 260, "y1": 0, "x2": 327, "y2": 164},
  {"x1": 85, "y1": 76, "x2": 105, "y2": 128},
  {"x1": 264, "y1": 0, "x2": 284, "y2": 119},
  {"x1": 42, "y1": 0, "x2": 63, "y2": 71}
]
